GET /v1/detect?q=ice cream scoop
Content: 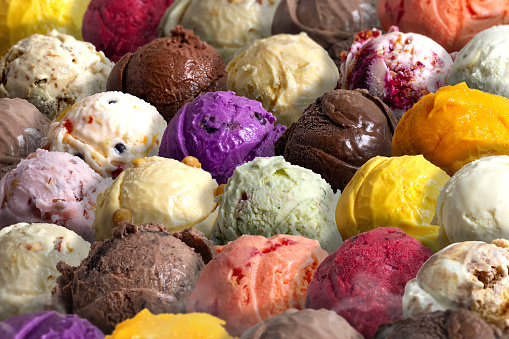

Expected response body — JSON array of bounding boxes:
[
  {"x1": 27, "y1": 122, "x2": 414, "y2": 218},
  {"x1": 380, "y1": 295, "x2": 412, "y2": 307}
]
[
  {"x1": 52, "y1": 222, "x2": 216, "y2": 334},
  {"x1": 271, "y1": 0, "x2": 381, "y2": 67},
  {"x1": 392, "y1": 82, "x2": 509, "y2": 176},
  {"x1": 0, "y1": 223, "x2": 90, "y2": 321},
  {"x1": 306, "y1": 227, "x2": 434, "y2": 339},
  {"x1": 0, "y1": 0, "x2": 91, "y2": 57},
  {"x1": 212, "y1": 156, "x2": 342, "y2": 254},
  {"x1": 158, "y1": 0, "x2": 281, "y2": 62},
  {"x1": 339, "y1": 27, "x2": 453, "y2": 119},
  {"x1": 45, "y1": 91, "x2": 167, "y2": 178},
  {"x1": 159, "y1": 91, "x2": 286, "y2": 185},
  {"x1": 0, "y1": 149, "x2": 112, "y2": 242},
  {"x1": 0, "y1": 30, "x2": 112, "y2": 120},
  {"x1": 275, "y1": 88, "x2": 397, "y2": 192},
  {"x1": 0, "y1": 310, "x2": 103, "y2": 339},
  {"x1": 187, "y1": 234, "x2": 328, "y2": 336},
  {"x1": 448, "y1": 25, "x2": 509, "y2": 99},
  {"x1": 378, "y1": 0, "x2": 509, "y2": 53},
  {"x1": 107, "y1": 26, "x2": 227, "y2": 122},
  {"x1": 227, "y1": 32, "x2": 339, "y2": 127},
  {"x1": 83, "y1": 0, "x2": 174, "y2": 62},
  {"x1": 403, "y1": 239, "x2": 509, "y2": 332},
  {"x1": 106, "y1": 309, "x2": 234, "y2": 339},
  {"x1": 336, "y1": 155, "x2": 450, "y2": 252},
  {"x1": 434, "y1": 156, "x2": 509, "y2": 249},
  {"x1": 375, "y1": 309, "x2": 503, "y2": 339},
  {"x1": 0, "y1": 98, "x2": 50, "y2": 178},
  {"x1": 93, "y1": 156, "x2": 219, "y2": 241},
  {"x1": 241, "y1": 308, "x2": 363, "y2": 339}
]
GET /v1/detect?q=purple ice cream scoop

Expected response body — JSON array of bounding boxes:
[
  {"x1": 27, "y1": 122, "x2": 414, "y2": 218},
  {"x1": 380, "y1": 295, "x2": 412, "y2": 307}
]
[
  {"x1": 159, "y1": 91, "x2": 286, "y2": 184},
  {"x1": 0, "y1": 311, "x2": 103, "y2": 339}
]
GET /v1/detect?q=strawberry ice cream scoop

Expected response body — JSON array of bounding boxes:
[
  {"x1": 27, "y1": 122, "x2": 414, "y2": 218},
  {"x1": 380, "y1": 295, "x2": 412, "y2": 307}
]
[
  {"x1": 306, "y1": 227, "x2": 434, "y2": 339},
  {"x1": 0, "y1": 149, "x2": 112, "y2": 242},
  {"x1": 186, "y1": 234, "x2": 328, "y2": 336},
  {"x1": 339, "y1": 27, "x2": 453, "y2": 119}
]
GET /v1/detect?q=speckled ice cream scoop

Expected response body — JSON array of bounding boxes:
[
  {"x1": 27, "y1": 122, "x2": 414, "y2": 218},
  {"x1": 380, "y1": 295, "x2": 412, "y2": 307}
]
[
  {"x1": 339, "y1": 27, "x2": 453, "y2": 119},
  {"x1": 45, "y1": 91, "x2": 167, "y2": 178}
]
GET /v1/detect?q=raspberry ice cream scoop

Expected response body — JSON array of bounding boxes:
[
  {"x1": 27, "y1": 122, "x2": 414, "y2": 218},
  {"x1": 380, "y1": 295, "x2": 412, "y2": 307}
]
[{"x1": 339, "y1": 27, "x2": 453, "y2": 119}]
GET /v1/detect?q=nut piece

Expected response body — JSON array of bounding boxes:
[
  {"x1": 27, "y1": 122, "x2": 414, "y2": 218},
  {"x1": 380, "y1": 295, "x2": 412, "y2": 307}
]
[
  {"x1": 214, "y1": 184, "x2": 225, "y2": 197},
  {"x1": 132, "y1": 158, "x2": 148, "y2": 166},
  {"x1": 113, "y1": 208, "x2": 133, "y2": 226},
  {"x1": 182, "y1": 156, "x2": 201, "y2": 168}
]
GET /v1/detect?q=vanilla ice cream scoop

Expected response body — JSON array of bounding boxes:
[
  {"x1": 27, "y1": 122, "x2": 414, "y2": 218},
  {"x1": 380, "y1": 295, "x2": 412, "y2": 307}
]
[
  {"x1": 46, "y1": 91, "x2": 167, "y2": 178},
  {"x1": 403, "y1": 239, "x2": 509, "y2": 332},
  {"x1": 434, "y1": 155, "x2": 509, "y2": 248},
  {"x1": 339, "y1": 27, "x2": 453, "y2": 119},
  {"x1": 0, "y1": 30, "x2": 112, "y2": 120}
]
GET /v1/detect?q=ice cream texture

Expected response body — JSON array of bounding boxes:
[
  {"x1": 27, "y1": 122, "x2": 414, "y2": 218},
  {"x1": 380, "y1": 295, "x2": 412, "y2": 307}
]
[
  {"x1": 375, "y1": 309, "x2": 503, "y2": 339},
  {"x1": 0, "y1": 0, "x2": 91, "y2": 57},
  {"x1": 159, "y1": 0, "x2": 281, "y2": 62},
  {"x1": 227, "y1": 32, "x2": 339, "y2": 127},
  {"x1": 107, "y1": 26, "x2": 227, "y2": 123},
  {"x1": 0, "y1": 149, "x2": 112, "y2": 242},
  {"x1": 434, "y1": 156, "x2": 509, "y2": 249},
  {"x1": 240, "y1": 308, "x2": 363, "y2": 339},
  {"x1": 187, "y1": 234, "x2": 327, "y2": 336},
  {"x1": 0, "y1": 30, "x2": 112, "y2": 121},
  {"x1": 159, "y1": 91, "x2": 286, "y2": 185},
  {"x1": 336, "y1": 155, "x2": 449, "y2": 252},
  {"x1": 275, "y1": 88, "x2": 397, "y2": 192},
  {"x1": 52, "y1": 222, "x2": 216, "y2": 334},
  {"x1": 448, "y1": 25, "x2": 509, "y2": 99},
  {"x1": 306, "y1": 227, "x2": 434, "y2": 339},
  {"x1": 392, "y1": 82, "x2": 509, "y2": 176},
  {"x1": 339, "y1": 27, "x2": 453, "y2": 119},
  {"x1": 0, "y1": 223, "x2": 90, "y2": 321},
  {"x1": 212, "y1": 156, "x2": 342, "y2": 253},
  {"x1": 106, "y1": 309, "x2": 234, "y2": 339},
  {"x1": 403, "y1": 239, "x2": 509, "y2": 332},
  {"x1": 0, "y1": 310, "x2": 103, "y2": 339},
  {"x1": 378, "y1": 0, "x2": 509, "y2": 53},
  {"x1": 0, "y1": 98, "x2": 50, "y2": 178},
  {"x1": 46, "y1": 91, "x2": 167, "y2": 178},
  {"x1": 93, "y1": 156, "x2": 218, "y2": 241},
  {"x1": 83, "y1": 0, "x2": 174, "y2": 62}
]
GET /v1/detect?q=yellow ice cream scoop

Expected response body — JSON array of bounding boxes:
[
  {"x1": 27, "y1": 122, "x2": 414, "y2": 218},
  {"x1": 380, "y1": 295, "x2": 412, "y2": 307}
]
[
  {"x1": 392, "y1": 82, "x2": 509, "y2": 176},
  {"x1": 106, "y1": 309, "x2": 236, "y2": 339},
  {"x1": 0, "y1": 0, "x2": 90, "y2": 57},
  {"x1": 336, "y1": 155, "x2": 450, "y2": 252}
]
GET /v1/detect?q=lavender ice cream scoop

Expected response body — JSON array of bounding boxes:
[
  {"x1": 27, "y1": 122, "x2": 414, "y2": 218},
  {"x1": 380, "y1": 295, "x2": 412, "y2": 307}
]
[
  {"x1": 339, "y1": 27, "x2": 453, "y2": 119},
  {"x1": 0, "y1": 311, "x2": 103, "y2": 339},
  {"x1": 159, "y1": 91, "x2": 286, "y2": 184}
]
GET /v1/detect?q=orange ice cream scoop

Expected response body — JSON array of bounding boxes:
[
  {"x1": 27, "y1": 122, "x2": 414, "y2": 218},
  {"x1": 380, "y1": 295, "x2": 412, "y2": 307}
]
[
  {"x1": 392, "y1": 82, "x2": 509, "y2": 176},
  {"x1": 186, "y1": 234, "x2": 328, "y2": 337},
  {"x1": 378, "y1": 0, "x2": 509, "y2": 53}
]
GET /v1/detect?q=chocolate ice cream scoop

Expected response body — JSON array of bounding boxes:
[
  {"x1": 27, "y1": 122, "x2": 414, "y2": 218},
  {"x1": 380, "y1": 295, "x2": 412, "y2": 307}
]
[
  {"x1": 0, "y1": 98, "x2": 50, "y2": 178},
  {"x1": 375, "y1": 309, "x2": 503, "y2": 339},
  {"x1": 107, "y1": 26, "x2": 227, "y2": 122},
  {"x1": 51, "y1": 221, "x2": 216, "y2": 334},
  {"x1": 275, "y1": 88, "x2": 397, "y2": 192}
]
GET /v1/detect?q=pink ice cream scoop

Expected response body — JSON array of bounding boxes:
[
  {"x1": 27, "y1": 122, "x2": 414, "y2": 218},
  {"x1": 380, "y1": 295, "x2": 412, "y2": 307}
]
[
  {"x1": 339, "y1": 27, "x2": 453, "y2": 119},
  {"x1": 0, "y1": 149, "x2": 112, "y2": 242},
  {"x1": 82, "y1": 0, "x2": 174, "y2": 62},
  {"x1": 186, "y1": 234, "x2": 328, "y2": 336}
]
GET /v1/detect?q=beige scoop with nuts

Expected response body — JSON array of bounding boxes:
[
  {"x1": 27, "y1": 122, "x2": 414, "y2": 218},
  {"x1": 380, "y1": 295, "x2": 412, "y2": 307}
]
[{"x1": 93, "y1": 156, "x2": 221, "y2": 241}]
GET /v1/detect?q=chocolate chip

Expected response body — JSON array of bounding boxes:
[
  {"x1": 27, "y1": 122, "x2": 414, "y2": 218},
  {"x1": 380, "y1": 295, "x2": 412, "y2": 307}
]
[
  {"x1": 114, "y1": 143, "x2": 126, "y2": 153},
  {"x1": 108, "y1": 100, "x2": 117, "y2": 104},
  {"x1": 254, "y1": 112, "x2": 267, "y2": 125},
  {"x1": 202, "y1": 125, "x2": 219, "y2": 133}
]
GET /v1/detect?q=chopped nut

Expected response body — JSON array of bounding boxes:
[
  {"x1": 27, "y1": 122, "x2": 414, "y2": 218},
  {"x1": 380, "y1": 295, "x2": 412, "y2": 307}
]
[
  {"x1": 214, "y1": 184, "x2": 225, "y2": 197},
  {"x1": 132, "y1": 158, "x2": 148, "y2": 166},
  {"x1": 21, "y1": 242, "x2": 44, "y2": 251},
  {"x1": 182, "y1": 156, "x2": 201, "y2": 168},
  {"x1": 113, "y1": 208, "x2": 133, "y2": 225}
]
